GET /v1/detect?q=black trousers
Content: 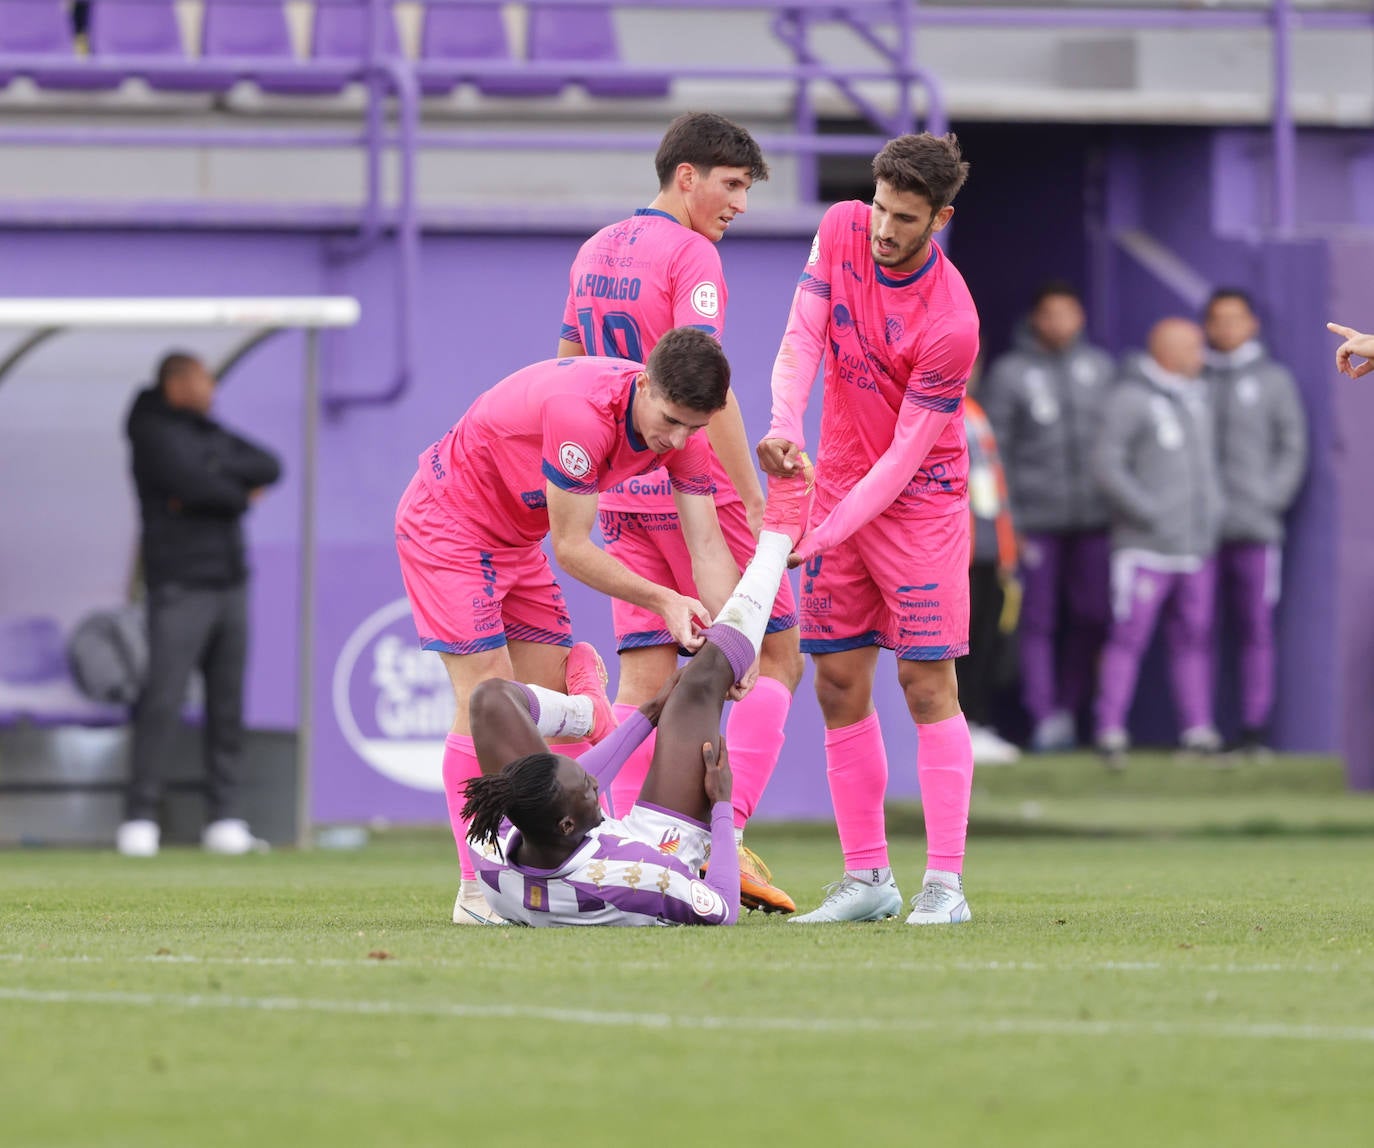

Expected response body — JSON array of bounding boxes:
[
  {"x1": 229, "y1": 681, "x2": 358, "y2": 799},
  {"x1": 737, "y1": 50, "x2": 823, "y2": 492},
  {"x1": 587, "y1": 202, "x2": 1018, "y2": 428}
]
[
  {"x1": 126, "y1": 582, "x2": 248, "y2": 822},
  {"x1": 955, "y1": 560, "x2": 1005, "y2": 728}
]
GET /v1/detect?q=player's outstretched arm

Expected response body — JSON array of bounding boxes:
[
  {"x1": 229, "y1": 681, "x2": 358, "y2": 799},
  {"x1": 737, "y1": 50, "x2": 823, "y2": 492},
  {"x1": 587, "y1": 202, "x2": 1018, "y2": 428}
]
[
  {"x1": 761, "y1": 243, "x2": 832, "y2": 470},
  {"x1": 705, "y1": 389, "x2": 766, "y2": 533},
  {"x1": 548, "y1": 485, "x2": 710, "y2": 648},
  {"x1": 1328, "y1": 322, "x2": 1374, "y2": 378},
  {"x1": 674, "y1": 490, "x2": 742, "y2": 616}
]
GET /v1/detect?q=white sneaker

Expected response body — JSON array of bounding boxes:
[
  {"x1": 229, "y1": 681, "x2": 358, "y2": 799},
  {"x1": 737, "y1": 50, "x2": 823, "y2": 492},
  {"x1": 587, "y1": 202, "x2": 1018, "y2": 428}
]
[
  {"x1": 968, "y1": 723, "x2": 1021, "y2": 765},
  {"x1": 116, "y1": 819, "x2": 160, "y2": 858},
  {"x1": 790, "y1": 873, "x2": 903, "y2": 923},
  {"x1": 1030, "y1": 709, "x2": 1076, "y2": 752},
  {"x1": 453, "y1": 878, "x2": 506, "y2": 926},
  {"x1": 905, "y1": 873, "x2": 972, "y2": 925},
  {"x1": 202, "y1": 818, "x2": 268, "y2": 855},
  {"x1": 1179, "y1": 725, "x2": 1223, "y2": 755}
]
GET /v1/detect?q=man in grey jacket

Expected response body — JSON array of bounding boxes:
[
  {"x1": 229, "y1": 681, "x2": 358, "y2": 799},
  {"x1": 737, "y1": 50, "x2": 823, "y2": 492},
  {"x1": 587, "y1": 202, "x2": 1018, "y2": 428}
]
[
  {"x1": 1204, "y1": 289, "x2": 1307, "y2": 754},
  {"x1": 982, "y1": 281, "x2": 1116, "y2": 751},
  {"x1": 1093, "y1": 318, "x2": 1224, "y2": 767}
]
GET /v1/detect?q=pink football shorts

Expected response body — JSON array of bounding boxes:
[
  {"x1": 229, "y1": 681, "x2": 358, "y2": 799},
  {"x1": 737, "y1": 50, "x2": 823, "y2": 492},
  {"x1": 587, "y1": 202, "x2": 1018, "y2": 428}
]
[
  {"x1": 598, "y1": 497, "x2": 798, "y2": 651},
  {"x1": 395, "y1": 471, "x2": 573, "y2": 654},
  {"x1": 797, "y1": 490, "x2": 969, "y2": 661}
]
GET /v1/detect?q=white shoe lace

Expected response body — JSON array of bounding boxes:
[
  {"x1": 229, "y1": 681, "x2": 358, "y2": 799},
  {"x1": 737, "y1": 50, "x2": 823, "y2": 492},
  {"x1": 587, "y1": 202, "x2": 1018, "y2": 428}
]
[
  {"x1": 818, "y1": 877, "x2": 868, "y2": 906},
  {"x1": 913, "y1": 881, "x2": 958, "y2": 914}
]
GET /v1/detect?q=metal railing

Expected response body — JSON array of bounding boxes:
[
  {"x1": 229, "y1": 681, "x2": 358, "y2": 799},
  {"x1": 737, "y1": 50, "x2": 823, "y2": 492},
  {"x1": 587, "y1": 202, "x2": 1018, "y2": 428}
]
[{"x1": 0, "y1": 0, "x2": 1368, "y2": 407}]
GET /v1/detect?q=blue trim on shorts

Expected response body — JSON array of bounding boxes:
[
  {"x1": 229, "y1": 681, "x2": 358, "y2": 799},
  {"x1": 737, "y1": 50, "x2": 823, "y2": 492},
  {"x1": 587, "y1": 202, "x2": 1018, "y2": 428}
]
[
  {"x1": 420, "y1": 634, "x2": 507, "y2": 655},
  {"x1": 800, "y1": 630, "x2": 882, "y2": 655},
  {"x1": 894, "y1": 641, "x2": 968, "y2": 662},
  {"x1": 766, "y1": 611, "x2": 799, "y2": 635},
  {"x1": 505, "y1": 623, "x2": 574, "y2": 647},
  {"x1": 618, "y1": 628, "x2": 675, "y2": 652}
]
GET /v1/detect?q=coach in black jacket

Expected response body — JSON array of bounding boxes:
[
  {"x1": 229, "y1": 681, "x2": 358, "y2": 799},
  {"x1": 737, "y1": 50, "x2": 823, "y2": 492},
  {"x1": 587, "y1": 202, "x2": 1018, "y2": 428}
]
[{"x1": 118, "y1": 352, "x2": 282, "y2": 858}]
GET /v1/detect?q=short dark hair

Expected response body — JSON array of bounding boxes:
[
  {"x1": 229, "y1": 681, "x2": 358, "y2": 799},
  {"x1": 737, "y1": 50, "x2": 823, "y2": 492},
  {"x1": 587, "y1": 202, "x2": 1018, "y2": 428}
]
[
  {"x1": 1032, "y1": 279, "x2": 1082, "y2": 309},
  {"x1": 872, "y1": 132, "x2": 970, "y2": 211},
  {"x1": 645, "y1": 327, "x2": 731, "y2": 413},
  {"x1": 156, "y1": 351, "x2": 203, "y2": 393},
  {"x1": 1205, "y1": 288, "x2": 1256, "y2": 318},
  {"x1": 655, "y1": 112, "x2": 769, "y2": 188},
  {"x1": 461, "y1": 752, "x2": 565, "y2": 855}
]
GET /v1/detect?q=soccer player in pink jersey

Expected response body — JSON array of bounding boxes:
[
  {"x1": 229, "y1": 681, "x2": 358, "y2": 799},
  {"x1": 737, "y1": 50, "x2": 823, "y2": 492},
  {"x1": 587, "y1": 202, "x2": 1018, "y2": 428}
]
[
  {"x1": 394, "y1": 328, "x2": 746, "y2": 924},
  {"x1": 757, "y1": 133, "x2": 982, "y2": 925},
  {"x1": 556, "y1": 113, "x2": 803, "y2": 914},
  {"x1": 459, "y1": 464, "x2": 813, "y2": 926}
]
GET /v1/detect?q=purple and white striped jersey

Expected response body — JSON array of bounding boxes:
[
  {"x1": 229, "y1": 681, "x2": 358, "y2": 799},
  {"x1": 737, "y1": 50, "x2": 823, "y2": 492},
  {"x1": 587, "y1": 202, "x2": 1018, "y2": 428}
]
[
  {"x1": 469, "y1": 711, "x2": 741, "y2": 927},
  {"x1": 472, "y1": 807, "x2": 735, "y2": 927}
]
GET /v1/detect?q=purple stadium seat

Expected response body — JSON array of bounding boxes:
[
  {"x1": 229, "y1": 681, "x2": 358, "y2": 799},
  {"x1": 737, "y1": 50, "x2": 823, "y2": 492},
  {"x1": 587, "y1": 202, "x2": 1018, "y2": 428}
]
[
  {"x1": 0, "y1": 1, "x2": 121, "y2": 90},
  {"x1": 0, "y1": 615, "x2": 127, "y2": 728},
  {"x1": 240, "y1": 2, "x2": 401, "y2": 96},
  {"x1": 0, "y1": 616, "x2": 67, "y2": 686},
  {"x1": 201, "y1": 0, "x2": 304, "y2": 93},
  {"x1": 88, "y1": 0, "x2": 227, "y2": 92},
  {"x1": 526, "y1": 3, "x2": 669, "y2": 99},
  {"x1": 418, "y1": 4, "x2": 515, "y2": 97}
]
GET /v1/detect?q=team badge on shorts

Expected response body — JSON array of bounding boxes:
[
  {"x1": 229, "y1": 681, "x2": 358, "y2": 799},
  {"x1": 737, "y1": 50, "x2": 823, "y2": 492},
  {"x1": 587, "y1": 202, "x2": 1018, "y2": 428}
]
[
  {"x1": 657, "y1": 826, "x2": 682, "y2": 856},
  {"x1": 558, "y1": 441, "x2": 592, "y2": 479}
]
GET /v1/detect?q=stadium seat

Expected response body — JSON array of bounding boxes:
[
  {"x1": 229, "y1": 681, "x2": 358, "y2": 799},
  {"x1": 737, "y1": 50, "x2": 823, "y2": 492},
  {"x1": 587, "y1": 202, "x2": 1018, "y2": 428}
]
[
  {"x1": 417, "y1": 3, "x2": 516, "y2": 97},
  {"x1": 201, "y1": 0, "x2": 297, "y2": 91},
  {"x1": 0, "y1": 616, "x2": 67, "y2": 687},
  {"x1": 0, "y1": 615, "x2": 126, "y2": 729},
  {"x1": 311, "y1": 2, "x2": 402, "y2": 86},
  {"x1": 88, "y1": 0, "x2": 227, "y2": 92},
  {"x1": 526, "y1": 4, "x2": 669, "y2": 99},
  {"x1": 0, "y1": 1, "x2": 122, "y2": 91}
]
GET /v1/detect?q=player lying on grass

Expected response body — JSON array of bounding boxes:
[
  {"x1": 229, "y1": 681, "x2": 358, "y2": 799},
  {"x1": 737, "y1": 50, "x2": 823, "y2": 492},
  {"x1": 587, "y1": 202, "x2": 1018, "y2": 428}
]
[{"x1": 459, "y1": 463, "x2": 813, "y2": 926}]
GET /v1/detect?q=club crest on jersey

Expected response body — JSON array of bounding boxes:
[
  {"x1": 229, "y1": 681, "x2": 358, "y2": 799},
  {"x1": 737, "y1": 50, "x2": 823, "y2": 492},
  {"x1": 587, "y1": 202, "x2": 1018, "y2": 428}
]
[
  {"x1": 886, "y1": 316, "x2": 904, "y2": 344},
  {"x1": 559, "y1": 441, "x2": 593, "y2": 479},
  {"x1": 657, "y1": 826, "x2": 682, "y2": 855},
  {"x1": 691, "y1": 281, "x2": 720, "y2": 318}
]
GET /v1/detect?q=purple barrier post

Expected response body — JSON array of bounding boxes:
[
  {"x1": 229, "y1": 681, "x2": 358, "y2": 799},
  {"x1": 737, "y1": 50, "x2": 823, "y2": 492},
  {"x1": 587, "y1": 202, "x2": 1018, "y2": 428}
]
[{"x1": 1272, "y1": 0, "x2": 1297, "y2": 235}]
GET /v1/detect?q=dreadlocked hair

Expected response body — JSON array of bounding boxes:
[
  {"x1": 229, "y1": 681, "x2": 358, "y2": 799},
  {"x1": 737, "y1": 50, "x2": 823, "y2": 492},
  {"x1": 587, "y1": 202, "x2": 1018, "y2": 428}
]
[{"x1": 460, "y1": 752, "x2": 565, "y2": 859}]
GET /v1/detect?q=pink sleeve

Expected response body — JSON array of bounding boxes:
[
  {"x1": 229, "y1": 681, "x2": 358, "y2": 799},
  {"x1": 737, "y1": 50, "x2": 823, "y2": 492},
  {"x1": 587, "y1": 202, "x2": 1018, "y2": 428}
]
[
  {"x1": 669, "y1": 241, "x2": 726, "y2": 340},
  {"x1": 663, "y1": 435, "x2": 715, "y2": 497},
  {"x1": 798, "y1": 323, "x2": 978, "y2": 559},
  {"x1": 766, "y1": 227, "x2": 832, "y2": 449},
  {"x1": 541, "y1": 395, "x2": 615, "y2": 495},
  {"x1": 560, "y1": 285, "x2": 583, "y2": 347}
]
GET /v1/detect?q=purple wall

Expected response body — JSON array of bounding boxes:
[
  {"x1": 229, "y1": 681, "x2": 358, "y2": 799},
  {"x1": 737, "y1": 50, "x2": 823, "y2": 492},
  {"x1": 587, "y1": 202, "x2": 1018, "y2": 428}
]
[
  {"x1": 4, "y1": 120, "x2": 1369, "y2": 821},
  {"x1": 0, "y1": 224, "x2": 930, "y2": 824},
  {"x1": 1089, "y1": 133, "x2": 1344, "y2": 758},
  {"x1": 1327, "y1": 236, "x2": 1374, "y2": 789}
]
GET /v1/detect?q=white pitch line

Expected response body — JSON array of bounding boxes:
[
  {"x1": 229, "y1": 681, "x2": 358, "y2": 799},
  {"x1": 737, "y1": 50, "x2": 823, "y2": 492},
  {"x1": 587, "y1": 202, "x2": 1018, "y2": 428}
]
[
  {"x1": 0, "y1": 952, "x2": 1362, "y2": 976},
  {"x1": 2, "y1": 986, "x2": 1373, "y2": 1044}
]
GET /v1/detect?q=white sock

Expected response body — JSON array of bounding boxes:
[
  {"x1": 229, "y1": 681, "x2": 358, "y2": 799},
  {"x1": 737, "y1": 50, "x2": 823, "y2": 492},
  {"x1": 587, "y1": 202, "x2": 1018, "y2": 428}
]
[
  {"x1": 847, "y1": 866, "x2": 892, "y2": 887},
  {"x1": 923, "y1": 868, "x2": 962, "y2": 891},
  {"x1": 526, "y1": 684, "x2": 593, "y2": 738},
  {"x1": 711, "y1": 531, "x2": 792, "y2": 654}
]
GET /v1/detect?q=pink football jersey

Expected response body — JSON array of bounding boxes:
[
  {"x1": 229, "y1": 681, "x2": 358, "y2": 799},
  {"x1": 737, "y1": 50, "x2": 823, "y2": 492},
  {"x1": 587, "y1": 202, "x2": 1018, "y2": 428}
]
[
  {"x1": 771, "y1": 200, "x2": 980, "y2": 522},
  {"x1": 419, "y1": 356, "x2": 714, "y2": 545},
  {"x1": 561, "y1": 209, "x2": 737, "y2": 514}
]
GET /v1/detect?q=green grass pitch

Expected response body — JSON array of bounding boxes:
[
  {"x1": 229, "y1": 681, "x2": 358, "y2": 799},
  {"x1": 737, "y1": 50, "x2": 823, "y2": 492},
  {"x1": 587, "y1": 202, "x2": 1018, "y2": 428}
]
[{"x1": 3, "y1": 753, "x2": 1373, "y2": 1147}]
